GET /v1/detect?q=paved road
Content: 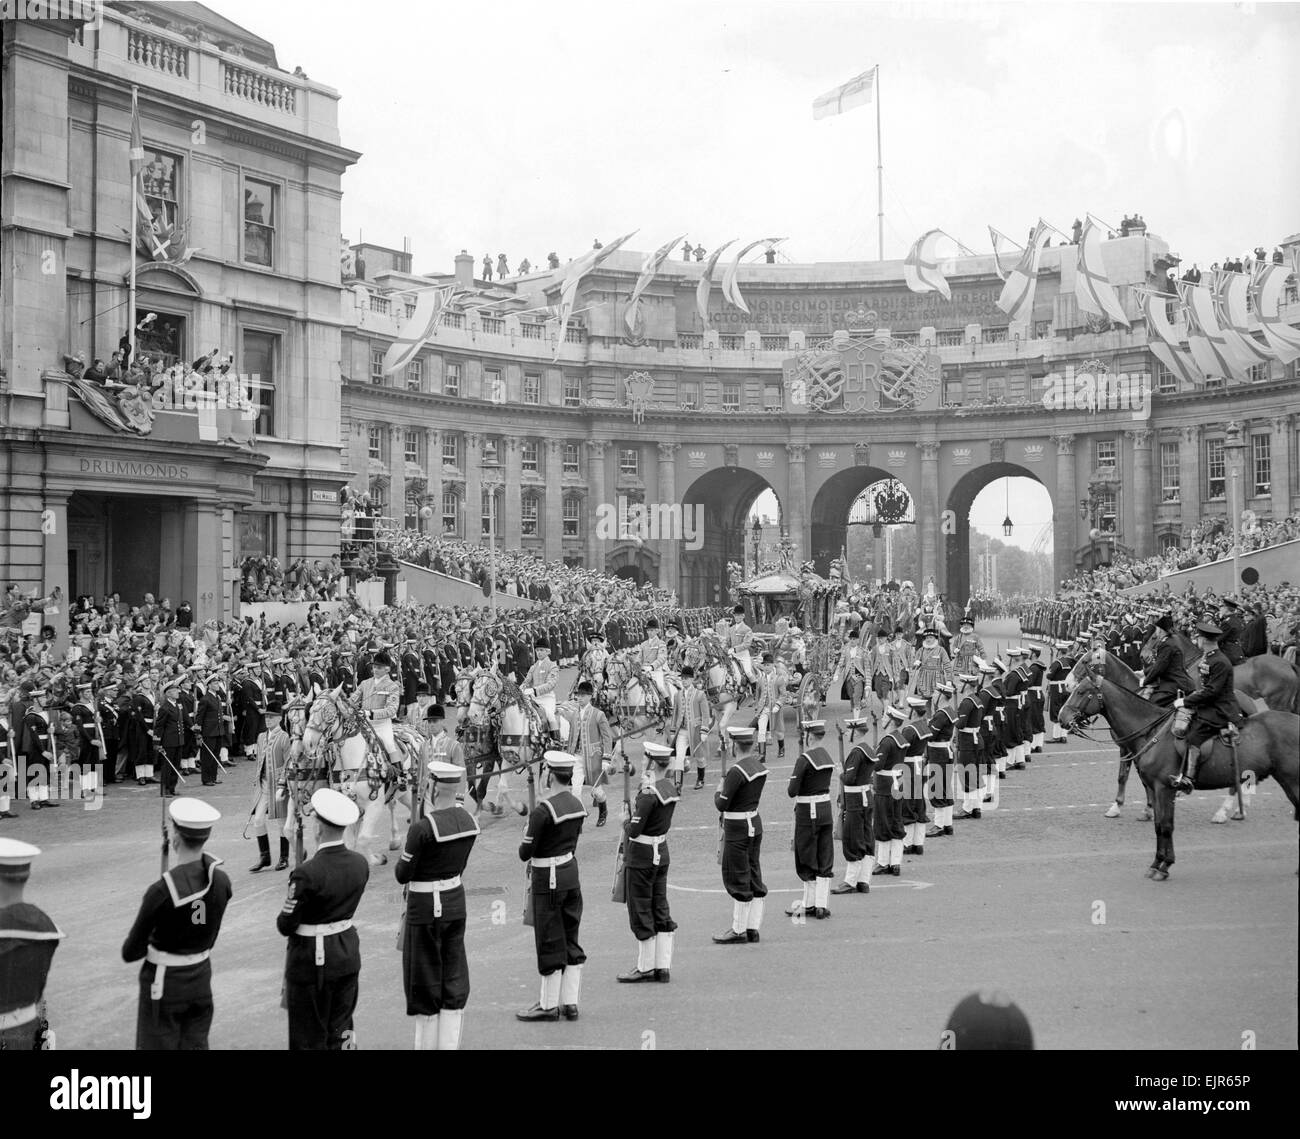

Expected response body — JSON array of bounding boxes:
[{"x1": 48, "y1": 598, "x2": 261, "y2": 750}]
[{"x1": 9, "y1": 619, "x2": 1297, "y2": 1049}]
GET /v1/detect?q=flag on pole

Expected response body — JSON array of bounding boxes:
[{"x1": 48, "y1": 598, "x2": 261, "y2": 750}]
[
  {"x1": 1210, "y1": 270, "x2": 1273, "y2": 365},
  {"x1": 551, "y1": 230, "x2": 637, "y2": 360},
  {"x1": 902, "y1": 229, "x2": 952, "y2": 300},
  {"x1": 130, "y1": 88, "x2": 168, "y2": 260},
  {"x1": 812, "y1": 67, "x2": 877, "y2": 119},
  {"x1": 625, "y1": 234, "x2": 685, "y2": 335},
  {"x1": 696, "y1": 239, "x2": 737, "y2": 325},
  {"x1": 1074, "y1": 219, "x2": 1130, "y2": 327},
  {"x1": 1248, "y1": 263, "x2": 1300, "y2": 363},
  {"x1": 996, "y1": 220, "x2": 1048, "y2": 323},
  {"x1": 987, "y1": 226, "x2": 1022, "y2": 283},
  {"x1": 721, "y1": 237, "x2": 784, "y2": 313},
  {"x1": 382, "y1": 285, "x2": 459, "y2": 375},
  {"x1": 1141, "y1": 293, "x2": 1201, "y2": 386},
  {"x1": 1181, "y1": 282, "x2": 1248, "y2": 382}
]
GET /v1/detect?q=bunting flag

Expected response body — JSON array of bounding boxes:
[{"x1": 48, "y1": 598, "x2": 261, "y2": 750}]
[
  {"x1": 1149, "y1": 339, "x2": 1203, "y2": 390},
  {"x1": 1250, "y1": 262, "x2": 1300, "y2": 363},
  {"x1": 1074, "y1": 219, "x2": 1130, "y2": 327},
  {"x1": 695, "y1": 239, "x2": 737, "y2": 325},
  {"x1": 1211, "y1": 270, "x2": 1274, "y2": 366},
  {"x1": 1180, "y1": 282, "x2": 1249, "y2": 383},
  {"x1": 987, "y1": 226, "x2": 1022, "y2": 283},
  {"x1": 625, "y1": 234, "x2": 686, "y2": 335},
  {"x1": 812, "y1": 66, "x2": 876, "y2": 119},
  {"x1": 551, "y1": 230, "x2": 638, "y2": 359},
  {"x1": 1139, "y1": 286, "x2": 1185, "y2": 349},
  {"x1": 382, "y1": 285, "x2": 459, "y2": 375},
  {"x1": 995, "y1": 220, "x2": 1048, "y2": 323},
  {"x1": 130, "y1": 89, "x2": 168, "y2": 260},
  {"x1": 902, "y1": 229, "x2": 952, "y2": 300},
  {"x1": 721, "y1": 237, "x2": 784, "y2": 313}
]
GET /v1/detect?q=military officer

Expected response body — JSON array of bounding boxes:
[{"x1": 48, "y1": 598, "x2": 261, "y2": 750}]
[
  {"x1": 194, "y1": 673, "x2": 228, "y2": 786},
  {"x1": 711, "y1": 725, "x2": 768, "y2": 945},
  {"x1": 155, "y1": 677, "x2": 185, "y2": 797},
  {"x1": 68, "y1": 681, "x2": 102, "y2": 801},
  {"x1": 96, "y1": 679, "x2": 121, "y2": 785},
  {"x1": 785, "y1": 720, "x2": 835, "y2": 920},
  {"x1": 1140, "y1": 614, "x2": 1194, "y2": 707},
  {"x1": 617, "y1": 741, "x2": 678, "y2": 983},
  {"x1": 400, "y1": 639, "x2": 422, "y2": 715},
  {"x1": 517, "y1": 752, "x2": 587, "y2": 1022},
  {"x1": 1217, "y1": 598, "x2": 1246, "y2": 665},
  {"x1": 277, "y1": 787, "x2": 370, "y2": 1050},
  {"x1": 1171, "y1": 621, "x2": 1242, "y2": 794},
  {"x1": 830, "y1": 721, "x2": 874, "y2": 894},
  {"x1": 871, "y1": 705, "x2": 908, "y2": 876},
  {"x1": 120, "y1": 798, "x2": 230, "y2": 1049},
  {"x1": 0, "y1": 838, "x2": 62, "y2": 1050},
  {"x1": 397, "y1": 760, "x2": 479, "y2": 1050}
]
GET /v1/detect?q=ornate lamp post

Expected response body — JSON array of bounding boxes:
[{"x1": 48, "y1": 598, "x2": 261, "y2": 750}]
[{"x1": 1223, "y1": 421, "x2": 1246, "y2": 590}]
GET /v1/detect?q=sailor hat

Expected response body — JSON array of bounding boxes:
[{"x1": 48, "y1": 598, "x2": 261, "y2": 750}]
[
  {"x1": 802, "y1": 719, "x2": 827, "y2": 733},
  {"x1": 957, "y1": 673, "x2": 980, "y2": 684},
  {"x1": 311, "y1": 787, "x2": 360, "y2": 828},
  {"x1": 542, "y1": 750, "x2": 578, "y2": 772},
  {"x1": 844, "y1": 716, "x2": 872, "y2": 729},
  {"x1": 426, "y1": 760, "x2": 464, "y2": 783},
  {"x1": 882, "y1": 704, "x2": 906, "y2": 722},
  {"x1": 642, "y1": 742, "x2": 673, "y2": 762},
  {"x1": 906, "y1": 696, "x2": 929, "y2": 709},
  {"x1": 0, "y1": 837, "x2": 41, "y2": 871},
  {"x1": 169, "y1": 797, "x2": 221, "y2": 840},
  {"x1": 936, "y1": 682, "x2": 955, "y2": 695},
  {"x1": 1055, "y1": 640, "x2": 1073, "y2": 651},
  {"x1": 1006, "y1": 647, "x2": 1025, "y2": 657},
  {"x1": 725, "y1": 725, "x2": 756, "y2": 741}
]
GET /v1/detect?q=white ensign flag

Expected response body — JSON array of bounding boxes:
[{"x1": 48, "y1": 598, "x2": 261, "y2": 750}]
[{"x1": 812, "y1": 67, "x2": 877, "y2": 119}]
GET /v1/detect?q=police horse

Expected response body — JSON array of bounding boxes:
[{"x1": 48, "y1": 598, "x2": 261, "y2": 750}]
[
  {"x1": 1058, "y1": 665, "x2": 1299, "y2": 880},
  {"x1": 452, "y1": 668, "x2": 547, "y2": 816}
]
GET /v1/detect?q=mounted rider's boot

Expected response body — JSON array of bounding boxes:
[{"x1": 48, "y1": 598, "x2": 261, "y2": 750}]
[{"x1": 1171, "y1": 744, "x2": 1199, "y2": 795}]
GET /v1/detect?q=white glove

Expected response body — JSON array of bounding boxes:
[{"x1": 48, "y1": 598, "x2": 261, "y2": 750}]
[
  {"x1": 219, "y1": 747, "x2": 229, "y2": 762},
  {"x1": 1173, "y1": 698, "x2": 1184, "y2": 709}
]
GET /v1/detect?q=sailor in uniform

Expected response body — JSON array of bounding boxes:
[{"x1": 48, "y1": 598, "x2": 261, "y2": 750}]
[
  {"x1": 830, "y1": 720, "x2": 874, "y2": 895},
  {"x1": 277, "y1": 787, "x2": 370, "y2": 1050},
  {"x1": 397, "y1": 760, "x2": 479, "y2": 1050},
  {"x1": 0, "y1": 838, "x2": 62, "y2": 1050},
  {"x1": 121, "y1": 798, "x2": 231, "y2": 1049},
  {"x1": 871, "y1": 706, "x2": 908, "y2": 876},
  {"x1": 952, "y1": 673, "x2": 986, "y2": 820},
  {"x1": 784, "y1": 720, "x2": 835, "y2": 920},
  {"x1": 899, "y1": 695, "x2": 932, "y2": 855},
  {"x1": 522, "y1": 638, "x2": 560, "y2": 737},
  {"x1": 924, "y1": 683, "x2": 958, "y2": 839},
  {"x1": 617, "y1": 741, "x2": 678, "y2": 983},
  {"x1": 517, "y1": 752, "x2": 587, "y2": 1022},
  {"x1": 1044, "y1": 642, "x2": 1075, "y2": 743},
  {"x1": 711, "y1": 726, "x2": 768, "y2": 945},
  {"x1": 68, "y1": 681, "x2": 101, "y2": 801}
]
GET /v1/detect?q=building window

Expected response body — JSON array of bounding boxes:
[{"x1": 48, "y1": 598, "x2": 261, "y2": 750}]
[
  {"x1": 482, "y1": 436, "x2": 499, "y2": 465},
  {"x1": 442, "y1": 432, "x2": 460, "y2": 469},
  {"x1": 243, "y1": 330, "x2": 277, "y2": 436},
  {"x1": 521, "y1": 494, "x2": 539, "y2": 537},
  {"x1": 1252, "y1": 434, "x2": 1271, "y2": 497},
  {"x1": 619, "y1": 448, "x2": 639, "y2": 477},
  {"x1": 441, "y1": 490, "x2": 459, "y2": 535},
  {"x1": 407, "y1": 358, "x2": 423, "y2": 392},
  {"x1": 242, "y1": 177, "x2": 276, "y2": 267},
  {"x1": 404, "y1": 430, "x2": 419, "y2": 465},
  {"x1": 140, "y1": 148, "x2": 181, "y2": 235},
  {"x1": 985, "y1": 375, "x2": 1006, "y2": 402},
  {"x1": 563, "y1": 495, "x2": 581, "y2": 538},
  {"x1": 1206, "y1": 437, "x2": 1226, "y2": 500},
  {"x1": 368, "y1": 426, "x2": 383, "y2": 461},
  {"x1": 722, "y1": 382, "x2": 741, "y2": 411},
  {"x1": 680, "y1": 381, "x2": 700, "y2": 410},
  {"x1": 521, "y1": 440, "x2": 539, "y2": 473},
  {"x1": 562, "y1": 443, "x2": 580, "y2": 476},
  {"x1": 135, "y1": 308, "x2": 184, "y2": 371},
  {"x1": 370, "y1": 349, "x2": 385, "y2": 383},
  {"x1": 1248, "y1": 363, "x2": 1269, "y2": 383},
  {"x1": 1095, "y1": 438, "x2": 1117, "y2": 471},
  {"x1": 1097, "y1": 487, "x2": 1117, "y2": 531},
  {"x1": 239, "y1": 512, "x2": 272, "y2": 558},
  {"x1": 563, "y1": 374, "x2": 582, "y2": 407},
  {"x1": 485, "y1": 368, "x2": 504, "y2": 404},
  {"x1": 1154, "y1": 360, "x2": 1176, "y2": 393},
  {"x1": 445, "y1": 361, "x2": 461, "y2": 397},
  {"x1": 942, "y1": 370, "x2": 963, "y2": 405},
  {"x1": 368, "y1": 482, "x2": 386, "y2": 513},
  {"x1": 1159, "y1": 441, "x2": 1180, "y2": 502},
  {"x1": 523, "y1": 373, "x2": 541, "y2": 405},
  {"x1": 763, "y1": 382, "x2": 783, "y2": 410},
  {"x1": 1160, "y1": 533, "x2": 1181, "y2": 554}
]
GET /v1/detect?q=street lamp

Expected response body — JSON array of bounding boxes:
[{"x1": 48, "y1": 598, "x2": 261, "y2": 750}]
[
  {"x1": 1223, "y1": 421, "x2": 1247, "y2": 591},
  {"x1": 1001, "y1": 478, "x2": 1014, "y2": 537},
  {"x1": 751, "y1": 516, "x2": 763, "y2": 576}
]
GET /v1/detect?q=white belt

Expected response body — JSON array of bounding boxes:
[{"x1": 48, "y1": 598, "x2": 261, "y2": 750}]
[
  {"x1": 960, "y1": 727, "x2": 980, "y2": 735},
  {"x1": 408, "y1": 875, "x2": 462, "y2": 917},
  {"x1": 843, "y1": 784, "x2": 870, "y2": 798},
  {"x1": 631, "y1": 833, "x2": 667, "y2": 865},
  {"x1": 0, "y1": 1003, "x2": 38, "y2": 1030},
  {"x1": 145, "y1": 946, "x2": 210, "y2": 1000},
  {"x1": 531, "y1": 852, "x2": 573, "y2": 890},
  {"x1": 1048, "y1": 681, "x2": 1067, "y2": 688},
  {"x1": 722, "y1": 809, "x2": 759, "y2": 837},
  {"x1": 295, "y1": 920, "x2": 354, "y2": 967},
  {"x1": 794, "y1": 792, "x2": 831, "y2": 819}
]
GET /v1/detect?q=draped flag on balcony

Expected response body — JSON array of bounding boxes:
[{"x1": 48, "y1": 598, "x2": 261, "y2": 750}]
[
  {"x1": 987, "y1": 226, "x2": 1022, "y2": 283},
  {"x1": 550, "y1": 230, "x2": 637, "y2": 359},
  {"x1": 382, "y1": 284, "x2": 459, "y2": 375},
  {"x1": 995, "y1": 220, "x2": 1048, "y2": 322},
  {"x1": 1074, "y1": 219, "x2": 1130, "y2": 327},
  {"x1": 1210, "y1": 270, "x2": 1274, "y2": 366},
  {"x1": 696, "y1": 239, "x2": 737, "y2": 325},
  {"x1": 1140, "y1": 288, "x2": 1200, "y2": 387},
  {"x1": 1181, "y1": 282, "x2": 1249, "y2": 382},
  {"x1": 1140, "y1": 285, "x2": 1185, "y2": 349},
  {"x1": 812, "y1": 66, "x2": 877, "y2": 119},
  {"x1": 1249, "y1": 262, "x2": 1300, "y2": 363},
  {"x1": 130, "y1": 88, "x2": 167, "y2": 260},
  {"x1": 625, "y1": 234, "x2": 686, "y2": 336},
  {"x1": 902, "y1": 229, "x2": 952, "y2": 300},
  {"x1": 721, "y1": 237, "x2": 784, "y2": 313}
]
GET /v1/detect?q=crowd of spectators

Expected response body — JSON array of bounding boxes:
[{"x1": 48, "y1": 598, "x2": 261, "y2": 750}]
[{"x1": 238, "y1": 555, "x2": 346, "y2": 603}]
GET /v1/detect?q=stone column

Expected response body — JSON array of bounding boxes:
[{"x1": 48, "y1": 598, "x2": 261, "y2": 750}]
[
  {"x1": 785, "y1": 443, "x2": 809, "y2": 563},
  {"x1": 190, "y1": 501, "x2": 224, "y2": 628},
  {"x1": 657, "y1": 442, "x2": 680, "y2": 595},
  {"x1": 1270, "y1": 414, "x2": 1292, "y2": 520},
  {"x1": 1179, "y1": 425, "x2": 1202, "y2": 537},
  {"x1": 388, "y1": 425, "x2": 406, "y2": 530},
  {"x1": 503, "y1": 436, "x2": 522, "y2": 550},
  {"x1": 918, "y1": 441, "x2": 941, "y2": 590},
  {"x1": 544, "y1": 440, "x2": 564, "y2": 562},
  {"x1": 42, "y1": 491, "x2": 70, "y2": 652},
  {"x1": 586, "y1": 440, "x2": 608, "y2": 570},
  {"x1": 1127, "y1": 428, "x2": 1154, "y2": 557},
  {"x1": 1051, "y1": 433, "x2": 1077, "y2": 586},
  {"x1": 465, "y1": 433, "x2": 483, "y2": 542},
  {"x1": 424, "y1": 427, "x2": 442, "y2": 534}
]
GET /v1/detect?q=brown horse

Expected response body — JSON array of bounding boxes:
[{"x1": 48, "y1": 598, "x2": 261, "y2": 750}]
[{"x1": 1059, "y1": 671, "x2": 1299, "y2": 880}]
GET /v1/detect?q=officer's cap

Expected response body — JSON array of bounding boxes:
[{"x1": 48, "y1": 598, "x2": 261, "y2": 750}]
[
  {"x1": 1195, "y1": 620, "x2": 1223, "y2": 639},
  {"x1": 426, "y1": 761, "x2": 463, "y2": 784},
  {"x1": 311, "y1": 787, "x2": 360, "y2": 828}
]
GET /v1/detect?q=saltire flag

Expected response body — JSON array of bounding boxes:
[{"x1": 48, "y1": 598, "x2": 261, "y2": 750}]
[
  {"x1": 721, "y1": 237, "x2": 784, "y2": 312},
  {"x1": 1074, "y1": 219, "x2": 1130, "y2": 327},
  {"x1": 696, "y1": 239, "x2": 737, "y2": 325},
  {"x1": 995, "y1": 220, "x2": 1048, "y2": 323},
  {"x1": 382, "y1": 285, "x2": 460, "y2": 375},
  {"x1": 812, "y1": 66, "x2": 876, "y2": 120},
  {"x1": 1180, "y1": 282, "x2": 1248, "y2": 383},
  {"x1": 625, "y1": 234, "x2": 686, "y2": 335},
  {"x1": 1249, "y1": 262, "x2": 1300, "y2": 363},
  {"x1": 902, "y1": 229, "x2": 952, "y2": 300},
  {"x1": 551, "y1": 230, "x2": 638, "y2": 359},
  {"x1": 1210, "y1": 270, "x2": 1274, "y2": 366},
  {"x1": 987, "y1": 226, "x2": 1022, "y2": 283},
  {"x1": 130, "y1": 88, "x2": 168, "y2": 260}
]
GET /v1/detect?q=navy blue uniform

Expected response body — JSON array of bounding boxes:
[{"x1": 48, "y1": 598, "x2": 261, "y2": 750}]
[
  {"x1": 787, "y1": 746, "x2": 834, "y2": 881},
  {"x1": 0, "y1": 903, "x2": 62, "y2": 1051},
  {"x1": 840, "y1": 742, "x2": 875, "y2": 863},
  {"x1": 624, "y1": 777, "x2": 679, "y2": 942},
  {"x1": 714, "y1": 754, "x2": 768, "y2": 902},
  {"x1": 519, "y1": 790, "x2": 586, "y2": 976}
]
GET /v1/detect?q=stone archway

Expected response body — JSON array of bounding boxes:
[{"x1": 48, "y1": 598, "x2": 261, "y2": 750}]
[
  {"x1": 809, "y1": 465, "x2": 913, "y2": 577},
  {"x1": 944, "y1": 462, "x2": 1049, "y2": 605},
  {"x1": 607, "y1": 540, "x2": 658, "y2": 586},
  {"x1": 679, "y1": 466, "x2": 781, "y2": 608}
]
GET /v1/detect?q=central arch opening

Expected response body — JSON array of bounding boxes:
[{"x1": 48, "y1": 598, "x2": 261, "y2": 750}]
[
  {"x1": 679, "y1": 467, "x2": 782, "y2": 608},
  {"x1": 946, "y1": 465, "x2": 1054, "y2": 603},
  {"x1": 844, "y1": 477, "x2": 918, "y2": 585}
]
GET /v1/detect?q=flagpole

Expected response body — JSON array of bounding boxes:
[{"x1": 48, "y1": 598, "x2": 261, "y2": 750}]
[
  {"x1": 129, "y1": 85, "x2": 139, "y2": 366},
  {"x1": 876, "y1": 65, "x2": 884, "y2": 261}
]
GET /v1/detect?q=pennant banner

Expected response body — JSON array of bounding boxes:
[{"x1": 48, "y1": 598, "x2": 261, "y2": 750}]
[
  {"x1": 987, "y1": 226, "x2": 1022, "y2": 283},
  {"x1": 625, "y1": 233, "x2": 686, "y2": 335},
  {"x1": 812, "y1": 66, "x2": 876, "y2": 120},
  {"x1": 696, "y1": 239, "x2": 737, "y2": 325},
  {"x1": 996, "y1": 220, "x2": 1048, "y2": 323},
  {"x1": 902, "y1": 229, "x2": 952, "y2": 300},
  {"x1": 551, "y1": 230, "x2": 638, "y2": 359},
  {"x1": 721, "y1": 237, "x2": 784, "y2": 313},
  {"x1": 1149, "y1": 339, "x2": 1203, "y2": 390},
  {"x1": 383, "y1": 285, "x2": 459, "y2": 375},
  {"x1": 1074, "y1": 219, "x2": 1130, "y2": 327}
]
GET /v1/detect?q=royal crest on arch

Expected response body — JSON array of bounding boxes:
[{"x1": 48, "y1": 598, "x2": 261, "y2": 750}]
[{"x1": 793, "y1": 308, "x2": 941, "y2": 415}]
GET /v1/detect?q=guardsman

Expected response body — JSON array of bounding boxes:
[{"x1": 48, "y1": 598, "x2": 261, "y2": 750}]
[
  {"x1": 952, "y1": 673, "x2": 986, "y2": 820},
  {"x1": 69, "y1": 681, "x2": 101, "y2": 801},
  {"x1": 711, "y1": 725, "x2": 768, "y2": 945},
  {"x1": 22, "y1": 687, "x2": 58, "y2": 811},
  {"x1": 637, "y1": 618, "x2": 669, "y2": 704},
  {"x1": 899, "y1": 695, "x2": 932, "y2": 855},
  {"x1": 617, "y1": 742, "x2": 678, "y2": 983},
  {"x1": 121, "y1": 798, "x2": 230, "y2": 1049},
  {"x1": 951, "y1": 618, "x2": 983, "y2": 676},
  {"x1": 277, "y1": 787, "x2": 370, "y2": 1050},
  {"x1": 1171, "y1": 620, "x2": 1241, "y2": 794},
  {"x1": 830, "y1": 721, "x2": 874, "y2": 894},
  {"x1": 925, "y1": 683, "x2": 958, "y2": 839},
  {"x1": 230, "y1": 661, "x2": 264, "y2": 762},
  {"x1": 558, "y1": 680, "x2": 614, "y2": 825},
  {"x1": 250, "y1": 704, "x2": 292, "y2": 873},
  {"x1": 784, "y1": 720, "x2": 835, "y2": 920},
  {"x1": 728, "y1": 605, "x2": 757, "y2": 684},
  {"x1": 1119, "y1": 611, "x2": 1144, "y2": 672},
  {"x1": 909, "y1": 629, "x2": 952, "y2": 705},
  {"x1": 1044, "y1": 642, "x2": 1074, "y2": 743},
  {"x1": 522, "y1": 638, "x2": 560, "y2": 737},
  {"x1": 669, "y1": 665, "x2": 712, "y2": 793},
  {"x1": 871, "y1": 706, "x2": 908, "y2": 876},
  {"x1": 517, "y1": 751, "x2": 587, "y2": 1022},
  {"x1": 0, "y1": 838, "x2": 62, "y2": 1050},
  {"x1": 397, "y1": 760, "x2": 479, "y2": 1049}
]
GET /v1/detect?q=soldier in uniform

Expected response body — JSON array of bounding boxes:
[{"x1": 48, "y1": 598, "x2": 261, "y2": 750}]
[
  {"x1": 1118, "y1": 611, "x2": 1144, "y2": 672},
  {"x1": 617, "y1": 741, "x2": 678, "y2": 983},
  {"x1": 1217, "y1": 598, "x2": 1246, "y2": 665},
  {"x1": 155, "y1": 677, "x2": 185, "y2": 798},
  {"x1": 517, "y1": 752, "x2": 586, "y2": 1022},
  {"x1": 397, "y1": 759, "x2": 479, "y2": 1049},
  {"x1": 96, "y1": 679, "x2": 121, "y2": 785},
  {"x1": 871, "y1": 706, "x2": 908, "y2": 876},
  {"x1": 129, "y1": 675, "x2": 158, "y2": 785},
  {"x1": 1044, "y1": 642, "x2": 1074, "y2": 743},
  {"x1": 1171, "y1": 621, "x2": 1242, "y2": 794},
  {"x1": 830, "y1": 721, "x2": 874, "y2": 894},
  {"x1": 925, "y1": 682, "x2": 958, "y2": 839},
  {"x1": 711, "y1": 725, "x2": 768, "y2": 944},
  {"x1": 400, "y1": 639, "x2": 422, "y2": 716},
  {"x1": 909, "y1": 629, "x2": 953, "y2": 708},
  {"x1": 277, "y1": 787, "x2": 369, "y2": 1049},
  {"x1": 68, "y1": 681, "x2": 102, "y2": 801},
  {"x1": 952, "y1": 673, "x2": 986, "y2": 820},
  {"x1": 0, "y1": 838, "x2": 62, "y2": 1050},
  {"x1": 951, "y1": 619, "x2": 983, "y2": 679},
  {"x1": 557, "y1": 680, "x2": 614, "y2": 825},
  {"x1": 1139, "y1": 614, "x2": 1193, "y2": 707},
  {"x1": 230, "y1": 662, "x2": 264, "y2": 763},
  {"x1": 784, "y1": 720, "x2": 835, "y2": 920},
  {"x1": 121, "y1": 798, "x2": 230, "y2": 1049},
  {"x1": 22, "y1": 687, "x2": 58, "y2": 810},
  {"x1": 195, "y1": 673, "x2": 228, "y2": 786},
  {"x1": 899, "y1": 695, "x2": 932, "y2": 855}
]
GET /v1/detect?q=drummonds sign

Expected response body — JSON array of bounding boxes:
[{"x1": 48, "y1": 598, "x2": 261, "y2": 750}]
[{"x1": 594, "y1": 497, "x2": 704, "y2": 551}]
